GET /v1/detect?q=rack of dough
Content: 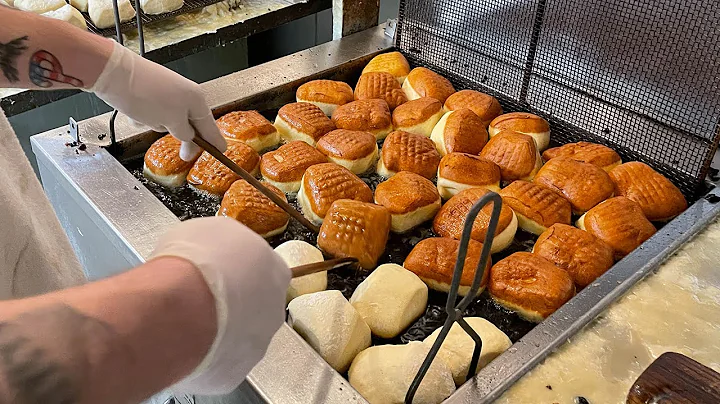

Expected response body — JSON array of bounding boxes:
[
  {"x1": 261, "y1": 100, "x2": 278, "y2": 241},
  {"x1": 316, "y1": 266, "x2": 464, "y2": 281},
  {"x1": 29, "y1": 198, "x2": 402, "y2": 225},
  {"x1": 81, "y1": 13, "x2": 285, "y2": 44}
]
[{"x1": 29, "y1": 0, "x2": 720, "y2": 401}]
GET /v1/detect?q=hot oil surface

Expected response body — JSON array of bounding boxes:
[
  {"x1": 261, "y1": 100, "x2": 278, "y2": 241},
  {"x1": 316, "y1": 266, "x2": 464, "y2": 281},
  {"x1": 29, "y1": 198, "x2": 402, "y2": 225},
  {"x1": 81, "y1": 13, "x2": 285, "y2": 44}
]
[{"x1": 125, "y1": 159, "x2": 536, "y2": 343}]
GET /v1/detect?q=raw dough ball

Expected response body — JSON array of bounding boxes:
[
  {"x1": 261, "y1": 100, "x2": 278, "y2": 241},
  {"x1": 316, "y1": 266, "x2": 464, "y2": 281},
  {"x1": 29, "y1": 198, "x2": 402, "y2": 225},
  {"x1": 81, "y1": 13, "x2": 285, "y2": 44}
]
[
  {"x1": 140, "y1": 0, "x2": 183, "y2": 15},
  {"x1": 15, "y1": 0, "x2": 64, "y2": 14},
  {"x1": 274, "y1": 240, "x2": 327, "y2": 304},
  {"x1": 424, "y1": 317, "x2": 512, "y2": 384},
  {"x1": 349, "y1": 342, "x2": 456, "y2": 404},
  {"x1": 350, "y1": 264, "x2": 428, "y2": 338},
  {"x1": 42, "y1": 5, "x2": 87, "y2": 30},
  {"x1": 88, "y1": 0, "x2": 135, "y2": 29},
  {"x1": 288, "y1": 290, "x2": 371, "y2": 373},
  {"x1": 69, "y1": 0, "x2": 88, "y2": 12}
]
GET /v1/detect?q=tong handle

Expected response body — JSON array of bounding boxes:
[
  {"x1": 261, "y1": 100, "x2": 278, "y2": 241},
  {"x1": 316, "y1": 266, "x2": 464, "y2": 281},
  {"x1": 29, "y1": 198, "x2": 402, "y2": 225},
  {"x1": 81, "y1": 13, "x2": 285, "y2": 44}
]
[{"x1": 290, "y1": 257, "x2": 358, "y2": 278}]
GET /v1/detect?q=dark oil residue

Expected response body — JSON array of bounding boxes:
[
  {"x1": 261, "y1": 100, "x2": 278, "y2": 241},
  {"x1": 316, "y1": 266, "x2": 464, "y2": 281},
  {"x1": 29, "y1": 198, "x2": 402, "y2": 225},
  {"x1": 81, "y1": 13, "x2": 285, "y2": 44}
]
[{"x1": 123, "y1": 157, "x2": 536, "y2": 344}]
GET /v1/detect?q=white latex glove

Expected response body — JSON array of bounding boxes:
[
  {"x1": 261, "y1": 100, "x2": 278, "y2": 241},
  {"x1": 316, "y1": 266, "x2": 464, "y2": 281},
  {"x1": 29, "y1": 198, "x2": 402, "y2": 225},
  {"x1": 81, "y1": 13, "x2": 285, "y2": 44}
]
[
  {"x1": 150, "y1": 217, "x2": 291, "y2": 395},
  {"x1": 90, "y1": 41, "x2": 226, "y2": 161}
]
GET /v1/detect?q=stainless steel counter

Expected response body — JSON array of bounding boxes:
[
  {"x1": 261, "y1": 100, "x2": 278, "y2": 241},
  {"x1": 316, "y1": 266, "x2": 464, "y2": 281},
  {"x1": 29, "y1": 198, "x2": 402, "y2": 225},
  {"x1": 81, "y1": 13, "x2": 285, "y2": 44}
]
[{"x1": 30, "y1": 23, "x2": 720, "y2": 404}]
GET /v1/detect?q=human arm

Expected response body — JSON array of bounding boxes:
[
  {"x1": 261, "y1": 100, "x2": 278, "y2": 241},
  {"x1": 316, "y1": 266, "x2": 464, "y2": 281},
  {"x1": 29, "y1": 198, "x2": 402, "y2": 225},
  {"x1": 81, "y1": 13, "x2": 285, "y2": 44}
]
[
  {"x1": 0, "y1": 6, "x2": 225, "y2": 160},
  {"x1": 0, "y1": 217, "x2": 291, "y2": 404}
]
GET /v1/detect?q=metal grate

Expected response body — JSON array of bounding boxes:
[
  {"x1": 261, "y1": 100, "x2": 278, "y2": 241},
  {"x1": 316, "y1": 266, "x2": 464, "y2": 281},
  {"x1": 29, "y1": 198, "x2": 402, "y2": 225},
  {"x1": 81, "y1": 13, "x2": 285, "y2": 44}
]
[
  {"x1": 396, "y1": 0, "x2": 720, "y2": 198},
  {"x1": 82, "y1": 0, "x2": 233, "y2": 36}
]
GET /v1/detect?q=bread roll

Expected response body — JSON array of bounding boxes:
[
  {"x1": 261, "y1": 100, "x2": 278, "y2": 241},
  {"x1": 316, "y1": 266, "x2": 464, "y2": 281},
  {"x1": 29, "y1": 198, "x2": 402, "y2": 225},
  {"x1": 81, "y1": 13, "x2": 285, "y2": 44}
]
[
  {"x1": 424, "y1": 317, "x2": 512, "y2": 385},
  {"x1": 140, "y1": 0, "x2": 183, "y2": 14},
  {"x1": 392, "y1": 97, "x2": 444, "y2": 137},
  {"x1": 533, "y1": 157, "x2": 614, "y2": 214},
  {"x1": 480, "y1": 130, "x2": 542, "y2": 182},
  {"x1": 317, "y1": 200, "x2": 391, "y2": 269},
  {"x1": 288, "y1": 290, "x2": 371, "y2": 373},
  {"x1": 402, "y1": 67, "x2": 456, "y2": 103},
  {"x1": 404, "y1": 237, "x2": 490, "y2": 296},
  {"x1": 315, "y1": 129, "x2": 378, "y2": 175},
  {"x1": 187, "y1": 141, "x2": 260, "y2": 197},
  {"x1": 274, "y1": 102, "x2": 335, "y2": 146},
  {"x1": 350, "y1": 264, "x2": 428, "y2": 338},
  {"x1": 216, "y1": 111, "x2": 279, "y2": 152},
  {"x1": 489, "y1": 112, "x2": 550, "y2": 151},
  {"x1": 298, "y1": 163, "x2": 373, "y2": 224},
  {"x1": 275, "y1": 240, "x2": 327, "y2": 304},
  {"x1": 88, "y1": 0, "x2": 135, "y2": 29},
  {"x1": 377, "y1": 130, "x2": 441, "y2": 179},
  {"x1": 576, "y1": 197, "x2": 656, "y2": 259},
  {"x1": 260, "y1": 141, "x2": 328, "y2": 193},
  {"x1": 433, "y1": 188, "x2": 518, "y2": 253},
  {"x1": 374, "y1": 171, "x2": 442, "y2": 233},
  {"x1": 217, "y1": 180, "x2": 289, "y2": 238},
  {"x1": 355, "y1": 72, "x2": 408, "y2": 110},
  {"x1": 608, "y1": 162, "x2": 687, "y2": 221},
  {"x1": 542, "y1": 141, "x2": 621, "y2": 172},
  {"x1": 349, "y1": 342, "x2": 456, "y2": 404},
  {"x1": 430, "y1": 109, "x2": 488, "y2": 156},
  {"x1": 489, "y1": 252, "x2": 575, "y2": 322},
  {"x1": 296, "y1": 80, "x2": 354, "y2": 116},
  {"x1": 436, "y1": 153, "x2": 501, "y2": 199},
  {"x1": 41, "y1": 4, "x2": 87, "y2": 29},
  {"x1": 143, "y1": 135, "x2": 198, "y2": 188},
  {"x1": 362, "y1": 51, "x2": 411, "y2": 85},
  {"x1": 498, "y1": 180, "x2": 571, "y2": 235},
  {"x1": 533, "y1": 223, "x2": 614, "y2": 288},
  {"x1": 444, "y1": 90, "x2": 503, "y2": 126},
  {"x1": 332, "y1": 99, "x2": 393, "y2": 140}
]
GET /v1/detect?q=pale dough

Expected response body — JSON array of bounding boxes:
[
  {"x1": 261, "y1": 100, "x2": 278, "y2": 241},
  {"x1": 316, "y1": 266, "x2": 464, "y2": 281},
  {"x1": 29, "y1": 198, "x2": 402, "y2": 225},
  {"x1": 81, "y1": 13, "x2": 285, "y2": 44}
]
[
  {"x1": 69, "y1": 0, "x2": 87, "y2": 12},
  {"x1": 274, "y1": 240, "x2": 327, "y2": 304},
  {"x1": 14, "y1": 0, "x2": 64, "y2": 14},
  {"x1": 349, "y1": 342, "x2": 456, "y2": 404},
  {"x1": 424, "y1": 317, "x2": 512, "y2": 385},
  {"x1": 88, "y1": 0, "x2": 135, "y2": 29},
  {"x1": 140, "y1": 0, "x2": 183, "y2": 15},
  {"x1": 287, "y1": 290, "x2": 371, "y2": 373},
  {"x1": 349, "y1": 264, "x2": 428, "y2": 338},
  {"x1": 42, "y1": 4, "x2": 87, "y2": 30}
]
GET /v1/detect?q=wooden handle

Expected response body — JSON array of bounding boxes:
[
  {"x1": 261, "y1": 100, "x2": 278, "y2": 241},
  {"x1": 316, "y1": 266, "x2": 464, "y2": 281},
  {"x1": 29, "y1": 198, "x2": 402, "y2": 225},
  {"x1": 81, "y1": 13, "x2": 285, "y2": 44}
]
[
  {"x1": 192, "y1": 135, "x2": 320, "y2": 234},
  {"x1": 290, "y1": 257, "x2": 358, "y2": 278},
  {"x1": 627, "y1": 352, "x2": 720, "y2": 403}
]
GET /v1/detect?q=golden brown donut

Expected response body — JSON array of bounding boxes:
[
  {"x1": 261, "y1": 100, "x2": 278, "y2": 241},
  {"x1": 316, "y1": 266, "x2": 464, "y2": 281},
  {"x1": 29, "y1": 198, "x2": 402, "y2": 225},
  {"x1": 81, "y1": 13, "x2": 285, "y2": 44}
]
[
  {"x1": 296, "y1": 80, "x2": 355, "y2": 116},
  {"x1": 533, "y1": 157, "x2": 615, "y2": 214},
  {"x1": 533, "y1": 223, "x2": 615, "y2": 288},
  {"x1": 498, "y1": 180, "x2": 571, "y2": 235},
  {"x1": 489, "y1": 252, "x2": 575, "y2": 322},
  {"x1": 479, "y1": 130, "x2": 542, "y2": 182},
  {"x1": 317, "y1": 200, "x2": 391, "y2": 269},
  {"x1": 315, "y1": 129, "x2": 379, "y2": 175},
  {"x1": 542, "y1": 141, "x2": 621, "y2": 172},
  {"x1": 374, "y1": 171, "x2": 442, "y2": 233},
  {"x1": 436, "y1": 153, "x2": 501, "y2": 199},
  {"x1": 260, "y1": 141, "x2": 328, "y2": 193},
  {"x1": 274, "y1": 102, "x2": 336, "y2": 146},
  {"x1": 488, "y1": 112, "x2": 550, "y2": 151},
  {"x1": 332, "y1": 99, "x2": 393, "y2": 140},
  {"x1": 187, "y1": 141, "x2": 260, "y2": 197},
  {"x1": 391, "y1": 97, "x2": 444, "y2": 137},
  {"x1": 608, "y1": 162, "x2": 687, "y2": 221},
  {"x1": 444, "y1": 90, "x2": 503, "y2": 126},
  {"x1": 404, "y1": 237, "x2": 491, "y2": 296},
  {"x1": 577, "y1": 197, "x2": 657, "y2": 259},
  {"x1": 215, "y1": 110, "x2": 280, "y2": 152},
  {"x1": 377, "y1": 130, "x2": 441, "y2": 179},
  {"x1": 402, "y1": 67, "x2": 456, "y2": 103},
  {"x1": 298, "y1": 163, "x2": 374, "y2": 224},
  {"x1": 430, "y1": 108, "x2": 488, "y2": 156},
  {"x1": 362, "y1": 51, "x2": 411, "y2": 84},
  {"x1": 433, "y1": 187, "x2": 517, "y2": 253},
  {"x1": 217, "y1": 180, "x2": 289, "y2": 238},
  {"x1": 355, "y1": 72, "x2": 408, "y2": 110},
  {"x1": 143, "y1": 135, "x2": 198, "y2": 188}
]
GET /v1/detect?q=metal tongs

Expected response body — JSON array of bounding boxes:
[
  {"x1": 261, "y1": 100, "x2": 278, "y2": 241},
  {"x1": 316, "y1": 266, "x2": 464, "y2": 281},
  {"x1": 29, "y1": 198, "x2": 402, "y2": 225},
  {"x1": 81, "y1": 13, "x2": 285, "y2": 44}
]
[{"x1": 191, "y1": 135, "x2": 358, "y2": 278}]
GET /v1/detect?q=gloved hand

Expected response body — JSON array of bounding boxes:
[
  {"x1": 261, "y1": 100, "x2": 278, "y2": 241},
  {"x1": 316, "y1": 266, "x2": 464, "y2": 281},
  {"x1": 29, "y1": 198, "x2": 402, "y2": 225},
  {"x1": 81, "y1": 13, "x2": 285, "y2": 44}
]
[
  {"x1": 90, "y1": 41, "x2": 226, "y2": 161},
  {"x1": 149, "y1": 217, "x2": 291, "y2": 394}
]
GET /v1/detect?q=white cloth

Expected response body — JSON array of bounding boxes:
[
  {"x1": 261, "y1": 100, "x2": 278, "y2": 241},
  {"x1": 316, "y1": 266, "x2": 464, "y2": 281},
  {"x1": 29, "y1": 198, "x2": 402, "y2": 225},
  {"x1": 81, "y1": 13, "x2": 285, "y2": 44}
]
[{"x1": 0, "y1": 109, "x2": 85, "y2": 300}]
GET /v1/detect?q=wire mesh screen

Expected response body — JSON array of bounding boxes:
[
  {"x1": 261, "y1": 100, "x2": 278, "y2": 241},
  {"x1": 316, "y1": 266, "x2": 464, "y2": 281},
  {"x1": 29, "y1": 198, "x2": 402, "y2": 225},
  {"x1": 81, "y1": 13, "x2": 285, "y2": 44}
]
[{"x1": 396, "y1": 0, "x2": 720, "y2": 198}]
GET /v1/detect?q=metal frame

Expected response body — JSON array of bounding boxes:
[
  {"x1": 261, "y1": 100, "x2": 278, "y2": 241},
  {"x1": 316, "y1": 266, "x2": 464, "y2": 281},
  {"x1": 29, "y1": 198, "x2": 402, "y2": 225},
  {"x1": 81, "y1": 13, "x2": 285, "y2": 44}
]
[{"x1": 31, "y1": 25, "x2": 720, "y2": 404}]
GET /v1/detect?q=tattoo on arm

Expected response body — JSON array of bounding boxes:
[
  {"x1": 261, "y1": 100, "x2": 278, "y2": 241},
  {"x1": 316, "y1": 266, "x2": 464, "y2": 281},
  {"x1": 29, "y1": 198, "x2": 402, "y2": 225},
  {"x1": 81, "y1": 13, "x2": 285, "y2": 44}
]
[
  {"x1": 29, "y1": 50, "x2": 84, "y2": 88},
  {"x1": 0, "y1": 36, "x2": 28, "y2": 83},
  {"x1": 0, "y1": 305, "x2": 116, "y2": 404}
]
